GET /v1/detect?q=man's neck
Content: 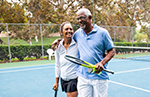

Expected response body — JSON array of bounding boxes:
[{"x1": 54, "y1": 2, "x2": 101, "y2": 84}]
[{"x1": 84, "y1": 24, "x2": 94, "y2": 35}]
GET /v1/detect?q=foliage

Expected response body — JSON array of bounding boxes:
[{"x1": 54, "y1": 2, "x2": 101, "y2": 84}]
[
  {"x1": 0, "y1": 1, "x2": 27, "y2": 23},
  {"x1": 134, "y1": 31, "x2": 147, "y2": 42},
  {"x1": 40, "y1": 56, "x2": 48, "y2": 60},
  {"x1": 0, "y1": 42, "x2": 150, "y2": 62},
  {"x1": 0, "y1": 44, "x2": 51, "y2": 61},
  {"x1": 115, "y1": 42, "x2": 150, "y2": 54},
  {"x1": 0, "y1": 0, "x2": 149, "y2": 43},
  {"x1": 11, "y1": 58, "x2": 19, "y2": 61},
  {"x1": 24, "y1": 57, "x2": 37, "y2": 61},
  {"x1": 0, "y1": 45, "x2": 9, "y2": 61}
]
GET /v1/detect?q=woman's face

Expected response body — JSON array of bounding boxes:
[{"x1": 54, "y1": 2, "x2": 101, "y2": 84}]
[{"x1": 61, "y1": 23, "x2": 74, "y2": 39}]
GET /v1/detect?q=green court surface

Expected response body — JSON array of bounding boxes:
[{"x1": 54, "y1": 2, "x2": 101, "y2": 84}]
[
  {"x1": 114, "y1": 52, "x2": 150, "y2": 59},
  {"x1": 0, "y1": 60, "x2": 55, "y2": 69}
]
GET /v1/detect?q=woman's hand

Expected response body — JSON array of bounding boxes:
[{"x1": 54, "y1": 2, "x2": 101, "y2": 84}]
[{"x1": 53, "y1": 82, "x2": 59, "y2": 91}]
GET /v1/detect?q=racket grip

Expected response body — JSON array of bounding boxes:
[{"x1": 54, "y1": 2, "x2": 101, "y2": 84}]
[
  {"x1": 103, "y1": 69, "x2": 114, "y2": 74},
  {"x1": 53, "y1": 88, "x2": 57, "y2": 97},
  {"x1": 88, "y1": 68, "x2": 114, "y2": 74},
  {"x1": 87, "y1": 68, "x2": 102, "y2": 75}
]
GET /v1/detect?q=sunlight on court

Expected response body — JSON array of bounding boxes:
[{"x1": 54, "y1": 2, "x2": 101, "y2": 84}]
[{"x1": 0, "y1": 59, "x2": 150, "y2": 97}]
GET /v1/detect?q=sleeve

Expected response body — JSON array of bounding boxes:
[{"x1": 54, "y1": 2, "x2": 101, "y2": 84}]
[
  {"x1": 55, "y1": 50, "x2": 61, "y2": 78},
  {"x1": 72, "y1": 29, "x2": 80, "y2": 42},
  {"x1": 72, "y1": 32, "x2": 76, "y2": 41},
  {"x1": 103, "y1": 30, "x2": 114, "y2": 50}
]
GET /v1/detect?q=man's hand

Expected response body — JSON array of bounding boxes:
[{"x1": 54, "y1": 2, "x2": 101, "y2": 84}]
[
  {"x1": 95, "y1": 48, "x2": 115, "y2": 74},
  {"x1": 51, "y1": 39, "x2": 62, "y2": 50},
  {"x1": 95, "y1": 62, "x2": 104, "y2": 74}
]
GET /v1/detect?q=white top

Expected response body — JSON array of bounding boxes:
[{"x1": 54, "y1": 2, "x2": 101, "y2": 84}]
[{"x1": 55, "y1": 39, "x2": 79, "y2": 81}]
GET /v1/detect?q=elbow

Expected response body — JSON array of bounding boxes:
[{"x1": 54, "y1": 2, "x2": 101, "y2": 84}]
[
  {"x1": 112, "y1": 48, "x2": 115, "y2": 57},
  {"x1": 108, "y1": 48, "x2": 115, "y2": 58}
]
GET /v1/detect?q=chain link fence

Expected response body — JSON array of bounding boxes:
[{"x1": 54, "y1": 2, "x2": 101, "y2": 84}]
[
  {"x1": 0, "y1": 23, "x2": 150, "y2": 62},
  {"x1": 101, "y1": 26, "x2": 150, "y2": 46}
]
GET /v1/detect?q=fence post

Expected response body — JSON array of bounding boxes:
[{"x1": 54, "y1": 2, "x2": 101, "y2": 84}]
[
  {"x1": 114, "y1": 27, "x2": 116, "y2": 45},
  {"x1": 6, "y1": 23, "x2": 11, "y2": 62},
  {"x1": 131, "y1": 27, "x2": 134, "y2": 52},
  {"x1": 147, "y1": 27, "x2": 149, "y2": 47},
  {"x1": 92, "y1": 0, "x2": 95, "y2": 25},
  {"x1": 40, "y1": 24, "x2": 44, "y2": 60}
]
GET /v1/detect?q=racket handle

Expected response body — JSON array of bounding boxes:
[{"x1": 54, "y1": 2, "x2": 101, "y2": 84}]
[
  {"x1": 53, "y1": 88, "x2": 57, "y2": 97},
  {"x1": 54, "y1": 89, "x2": 57, "y2": 97},
  {"x1": 103, "y1": 69, "x2": 114, "y2": 74},
  {"x1": 88, "y1": 68, "x2": 114, "y2": 74}
]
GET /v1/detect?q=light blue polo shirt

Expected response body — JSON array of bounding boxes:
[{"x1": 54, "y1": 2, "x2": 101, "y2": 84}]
[{"x1": 73, "y1": 24, "x2": 114, "y2": 79}]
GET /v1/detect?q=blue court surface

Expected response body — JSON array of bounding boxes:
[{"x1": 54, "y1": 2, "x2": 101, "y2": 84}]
[{"x1": 0, "y1": 59, "x2": 150, "y2": 97}]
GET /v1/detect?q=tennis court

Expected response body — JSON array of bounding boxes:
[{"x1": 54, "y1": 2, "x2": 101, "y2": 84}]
[{"x1": 0, "y1": 58, "x2": 150, "y2": 97}]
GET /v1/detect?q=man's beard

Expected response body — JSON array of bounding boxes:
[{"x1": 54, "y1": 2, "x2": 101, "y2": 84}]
[{"x1": 80, "y1": 24, "x2": 86, "y2": 29}]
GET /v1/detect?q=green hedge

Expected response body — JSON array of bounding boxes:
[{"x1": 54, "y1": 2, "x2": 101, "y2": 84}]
[
  {"x1": 0, "y1": 44, "x2": 51, "y2": 61},
  {"x1": 115, "y1": 42, "x2": 150, "y2": 47},
  {"x1": 115, "y1": 42, "x2": 150, "y2": 54},
  {"x1": 0, "y1": 42, "x2": 150, "y2": 62},
  {"x1": 0, "y1": 45, "x2": 9, "y2": 61}
]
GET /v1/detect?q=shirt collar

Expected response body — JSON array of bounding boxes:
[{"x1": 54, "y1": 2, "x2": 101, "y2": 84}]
[
  {"x1": 60, "y1": 38, "x2": 76, "y2": 46},
  {"x1": 81, "y1": 24, "x2": 98, "y2": 35},
  {"x1": 92, "y1": 24, "x2": 98, "y2": 32}
]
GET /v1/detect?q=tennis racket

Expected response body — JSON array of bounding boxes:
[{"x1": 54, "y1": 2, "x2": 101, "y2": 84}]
[
  {"x1": 53, "y1": 88, "x2": 57, "y2": 97},
  {"x1": 65, "y1": 55, "x2": 114, "y2": 74}
]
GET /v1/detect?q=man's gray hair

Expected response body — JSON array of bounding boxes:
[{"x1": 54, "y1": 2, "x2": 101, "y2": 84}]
[{"x1": 76, "y1": 8, "x2": 92, "y2": 17}]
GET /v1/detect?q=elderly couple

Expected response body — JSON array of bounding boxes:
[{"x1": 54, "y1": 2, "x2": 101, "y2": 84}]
[{"x1": 52, "y1": 8, "x2": 115, "y2": 97}]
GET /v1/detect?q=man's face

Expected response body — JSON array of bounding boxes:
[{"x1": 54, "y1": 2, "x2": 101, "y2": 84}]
[{"x1": 76, "y1": 12, "x2": 88, "y2": 29}]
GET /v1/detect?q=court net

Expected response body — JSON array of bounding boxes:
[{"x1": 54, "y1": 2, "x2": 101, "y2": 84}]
[{"x1": 114, "y1": 46, "x2": 150, "y2": 62}]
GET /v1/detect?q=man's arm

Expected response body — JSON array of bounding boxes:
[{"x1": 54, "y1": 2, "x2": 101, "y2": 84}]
[
  {"x1": 95, "y1": 48, "x2": 115, "y2": 73},
  {"x1": 51, "y1": 39, "x2": 62, "y2": 50}
]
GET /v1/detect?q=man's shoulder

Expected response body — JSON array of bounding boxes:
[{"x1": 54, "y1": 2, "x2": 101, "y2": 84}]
[
  {"x1": 73, "y1": 28, "x2": 82, "y2": 38},
  {"x1": 75, "y1": 28, "x2": 82, "y2": 33},
  {"x1": 95, "y1": 25, "x2": 108, "y2": 32}
]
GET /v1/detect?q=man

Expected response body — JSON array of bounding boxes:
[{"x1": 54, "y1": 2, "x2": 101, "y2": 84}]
[{"x1": 52, "y1": 8, "x2": 115, "y2": 97}]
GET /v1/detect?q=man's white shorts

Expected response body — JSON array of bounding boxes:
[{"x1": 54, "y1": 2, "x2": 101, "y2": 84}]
[{"x1": 77, "y1": 76, "x2": 109, "y2": 97}]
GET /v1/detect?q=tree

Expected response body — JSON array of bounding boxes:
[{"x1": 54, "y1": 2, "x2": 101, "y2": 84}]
[
  {"x1": 134, "y1": 31, "x2": 147, "y2": 42},
  {"x1": 93, "y1": 0, "x2": 149, "y2": 42},
  {"x1": 1, "y1": 0, "x2": 149, "y2": 43},
  {"x1": 0, "y1": 1, "x2": 27, "y2": 23},
  {"x1": 16, "y1": 0, "x2": 79, "y2": 43}
]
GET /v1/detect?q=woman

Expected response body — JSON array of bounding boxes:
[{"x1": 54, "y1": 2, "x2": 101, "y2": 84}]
[{"x1": 53, "y1": 22, "x2": 79, "y2": 97}]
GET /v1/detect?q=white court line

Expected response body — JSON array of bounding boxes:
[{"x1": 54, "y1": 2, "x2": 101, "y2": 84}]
[
  {"x1": 110, "y1": 59, "x2": 130, "y2": 63},
  {"x1": 115, "y1": 67, "x2": 150, "y2": 74},
  {"x1": 0, "y1": 66, "x2": 55, "y2": 73},
  {"x1": 109, "y1": 80, "x2": 150, "y2": 93}
]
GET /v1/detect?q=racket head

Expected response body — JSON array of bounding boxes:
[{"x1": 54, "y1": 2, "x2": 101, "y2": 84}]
[
  {"x1": 65, "y1": 55, "x2": 85, "y2": 65},
  {"x1": 65, "y1": 55, "x2": 114, "y2": 74}
]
